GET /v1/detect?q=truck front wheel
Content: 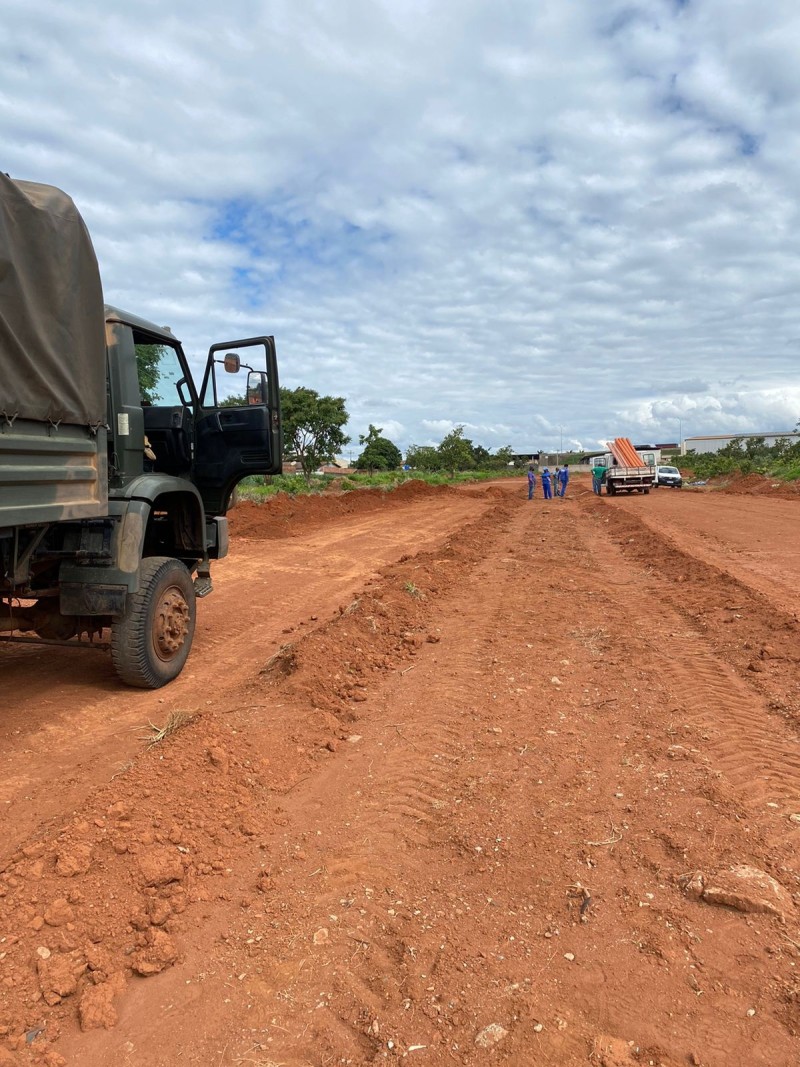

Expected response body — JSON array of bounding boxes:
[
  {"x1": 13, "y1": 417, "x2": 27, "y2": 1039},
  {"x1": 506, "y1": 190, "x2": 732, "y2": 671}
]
[{"x1": 111, "y1": 557, "x2": 196, "y2": 688}]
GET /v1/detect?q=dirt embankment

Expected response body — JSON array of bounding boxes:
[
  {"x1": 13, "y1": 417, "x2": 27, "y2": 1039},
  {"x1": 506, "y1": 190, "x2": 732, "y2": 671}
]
[
  {"x1": 684, "y1": 471, "x2": 800, "y2": 498},
  {"x1": 229, "y1": 479, "x2": 456, "y2": 539},
  {"x1": 2, "y1": 482, "x2": 800, "y2": 1066}
]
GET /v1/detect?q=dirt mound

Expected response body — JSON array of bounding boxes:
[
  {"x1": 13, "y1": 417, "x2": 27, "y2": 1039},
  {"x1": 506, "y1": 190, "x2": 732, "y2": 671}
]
[
  {"x1": 229, "y1": 480, "x2": 454, "y2": 540},
  {"x1": 260, "y1": 496, "x2": 512, "y2": 717},
  {"x1": 708, "y1": 472, "x2": 800, "y2": 498}
]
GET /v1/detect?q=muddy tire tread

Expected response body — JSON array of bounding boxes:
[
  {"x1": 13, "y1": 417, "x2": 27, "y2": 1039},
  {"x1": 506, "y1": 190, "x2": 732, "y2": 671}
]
[{"x1": 110, "y1": 556, "x2": 196, "y2": 689}]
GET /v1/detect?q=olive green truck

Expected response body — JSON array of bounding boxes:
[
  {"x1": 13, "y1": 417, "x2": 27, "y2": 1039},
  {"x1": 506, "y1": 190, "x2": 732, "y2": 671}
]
[{"x1": 0, "y1": 175, "x2": 281, "y2": 687}]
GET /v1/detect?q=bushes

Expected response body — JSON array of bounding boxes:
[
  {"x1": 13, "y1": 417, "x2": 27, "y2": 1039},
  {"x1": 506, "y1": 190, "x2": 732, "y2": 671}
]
[
  {"x1": 234, "y1": 466, "x2": 519, "y2": 502},
  {"x1": 680, "y1": 437, "x2": 800, "y2": 481},
  {"x1": 236, "y1": 474, "x2": 328, "y2": 500}
]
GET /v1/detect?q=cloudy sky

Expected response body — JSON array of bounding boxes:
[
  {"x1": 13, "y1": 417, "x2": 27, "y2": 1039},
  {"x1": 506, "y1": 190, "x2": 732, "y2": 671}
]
[{"x1": 3, "y1": 0, "x2": 800, "y2": 454}]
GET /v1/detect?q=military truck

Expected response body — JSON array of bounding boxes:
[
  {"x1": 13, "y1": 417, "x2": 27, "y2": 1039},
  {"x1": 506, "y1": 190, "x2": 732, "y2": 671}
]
[{"x1": 0, "y1": 175, "x2": 281, "y2": 687}]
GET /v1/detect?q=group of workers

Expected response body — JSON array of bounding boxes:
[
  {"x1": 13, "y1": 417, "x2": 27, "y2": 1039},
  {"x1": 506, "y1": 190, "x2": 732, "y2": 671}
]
[{"x1": 527, "y1": 465, "x2": 569, "y2": 500}]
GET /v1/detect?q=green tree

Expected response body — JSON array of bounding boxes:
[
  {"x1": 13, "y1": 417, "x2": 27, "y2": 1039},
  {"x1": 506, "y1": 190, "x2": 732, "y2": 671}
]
[
  {"x1": 719, "y1": 438, "x2": 744, "y2": 458},
  {"x1": 405, "y1": 444, "x2": 439, "y2": 471},
  {"x1": 472, "y1": 445, "x2": 492, "y2": 468},
  {"x1": 467, "y1": 444, "x2": 514, "y2": 470},
  {"x1": 135, "y1": 344, "x2": 165, "y2": 404},
  {"x1": 743, "y1": 435, "x2": 767, "y2": 460},
  {"x1": 218, "y1": 393, "x2": 248, "y2": 408},
  {"x1": 437, "y1": 426, "x2": 474, "y2": 473},
  {"x1": 357, "y1": 424, "x2": 402, "y2": 471},
  {"x1": 280, "y1": 386, "x2": 350, "y2": 483},
  {"x1": 490, "y1": 445, "x2": 515, "y2": 469}
]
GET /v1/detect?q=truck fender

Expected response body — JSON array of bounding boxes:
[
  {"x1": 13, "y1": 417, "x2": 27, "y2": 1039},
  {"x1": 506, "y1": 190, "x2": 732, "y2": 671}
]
[
  {"x1": 118, "y1": 499, "x2": 150, "y2": 575},
  {"x1": 117, "y1": 474, "x2": 207, "y2": 558}
]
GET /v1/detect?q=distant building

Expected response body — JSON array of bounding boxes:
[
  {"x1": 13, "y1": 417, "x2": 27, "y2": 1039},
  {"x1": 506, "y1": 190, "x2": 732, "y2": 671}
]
[
  {"x1": 682, "y1": 432, "x2": 800, "y2": 455},
  {"x1": 282, "y1": 459, "x2": 353, "y2": 476},
  {"x1": 512, "y1": 450, "x2": 587, "y2": 466},
  {"x1": 576, "y1": 444, "x2": 677, "y2": 467}
]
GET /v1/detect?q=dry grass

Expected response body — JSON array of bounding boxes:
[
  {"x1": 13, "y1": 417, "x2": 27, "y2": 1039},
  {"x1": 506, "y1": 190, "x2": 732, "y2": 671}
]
[
  {"x1": 261, "y1": 642, "x2": 297, "y2": 676},
  {"x1": 139, "y1": 709, "x2": 196, "y2": 746},
  {"x1": 569, "y1": 624, "x2": 609, "y2": 656}
]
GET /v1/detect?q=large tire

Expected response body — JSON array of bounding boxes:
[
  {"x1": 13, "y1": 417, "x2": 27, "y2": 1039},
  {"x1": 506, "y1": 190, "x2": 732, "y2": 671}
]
[{"x1": 111, "y1": 557, "x2": 196, "y2": 688}]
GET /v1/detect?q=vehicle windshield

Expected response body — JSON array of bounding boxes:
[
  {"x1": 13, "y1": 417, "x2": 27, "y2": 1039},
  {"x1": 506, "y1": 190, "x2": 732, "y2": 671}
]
[{"x1": 659, "y1": 466, "x2": 679, "y2": 474}]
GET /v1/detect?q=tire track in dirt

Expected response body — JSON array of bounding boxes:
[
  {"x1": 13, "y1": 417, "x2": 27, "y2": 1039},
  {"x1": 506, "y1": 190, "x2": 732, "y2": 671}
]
[
  {"x1": 667, "y1": 650, "x2": 800, "y2": 807},
  {"x1": 581, "y1": 496, "x2": 800, "y2": 841},
  {"x1": 239, "y1": 534, "x2": 523, "y2": 1064},
  {"x1": 256, "y1": 518, "x2": 539, "y2": 1063},
  {"x1": 610, "y1": 492, "x2": 800, "y2": 616}
]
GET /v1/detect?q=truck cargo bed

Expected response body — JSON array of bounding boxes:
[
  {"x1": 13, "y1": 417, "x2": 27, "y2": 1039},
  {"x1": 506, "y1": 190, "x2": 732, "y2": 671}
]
[
  {"x1": 605, "y1": 465, "x2": 654, "y2": 494},
  {"x1": 0, "y1": 421, "x2": 107, "y2": 526}
]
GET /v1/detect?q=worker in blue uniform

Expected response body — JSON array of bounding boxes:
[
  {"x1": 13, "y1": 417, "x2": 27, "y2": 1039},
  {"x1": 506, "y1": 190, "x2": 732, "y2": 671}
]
[
  {"x1": 527, "y1": 467, "x2": 536, "y2": 499},
  {"x1": 541, "y1": 467, "x2": 553, "y2": 500},
  {"x1": 557, "y1": 465, "x2": 569, "y2": 498}
]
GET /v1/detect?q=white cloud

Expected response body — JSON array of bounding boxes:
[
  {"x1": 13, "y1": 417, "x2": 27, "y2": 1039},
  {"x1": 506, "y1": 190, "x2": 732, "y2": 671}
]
[{"x1": 3, "y1": 0, "x2": 800, "y2": 455}]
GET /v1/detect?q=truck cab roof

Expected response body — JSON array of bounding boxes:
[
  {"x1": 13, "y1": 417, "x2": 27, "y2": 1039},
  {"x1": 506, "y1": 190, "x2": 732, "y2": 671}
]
[{"x1": 104, "y1": 305, "x2": 179, "y2": 345}]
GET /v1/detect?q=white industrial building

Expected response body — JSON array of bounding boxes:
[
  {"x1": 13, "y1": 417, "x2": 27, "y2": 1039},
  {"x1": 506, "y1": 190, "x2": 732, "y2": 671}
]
[{"x1": 682, "y1": 431, "x2": 800, "y2": 455}]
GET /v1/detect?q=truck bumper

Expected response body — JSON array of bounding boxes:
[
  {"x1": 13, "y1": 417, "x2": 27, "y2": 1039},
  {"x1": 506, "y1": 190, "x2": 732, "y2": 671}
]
[{"x1": 206, "y1": 517, "x2": 229, "y2": 560}]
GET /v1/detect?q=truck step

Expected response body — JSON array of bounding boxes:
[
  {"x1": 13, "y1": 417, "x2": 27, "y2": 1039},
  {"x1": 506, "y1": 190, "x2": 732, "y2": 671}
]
[{"x1": 193, "y1": 575, "x2": 214, "y2": 598}]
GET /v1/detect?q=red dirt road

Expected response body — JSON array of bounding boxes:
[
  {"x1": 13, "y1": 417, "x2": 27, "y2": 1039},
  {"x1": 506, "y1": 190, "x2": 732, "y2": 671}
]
[
  {"x1": 2, "y1": 478, "x2": 800, "y2": 1067},
  {"x1": 610, "y1": 489, "x2": 800, "y2": 615},
  {"x1": 0, "y1": 485, "x2": 487, "y2": 861}
]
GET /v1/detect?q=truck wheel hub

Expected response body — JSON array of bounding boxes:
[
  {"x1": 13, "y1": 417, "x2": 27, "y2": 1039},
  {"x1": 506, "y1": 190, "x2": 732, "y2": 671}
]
[{"x1": 154, "y1": 589, "x2": 190, "y2": 658}]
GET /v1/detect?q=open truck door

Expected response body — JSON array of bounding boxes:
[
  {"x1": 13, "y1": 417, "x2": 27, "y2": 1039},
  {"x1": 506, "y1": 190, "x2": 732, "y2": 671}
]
[{"x1": 194, "y1": 337, "x2": 281, "y2": 515}]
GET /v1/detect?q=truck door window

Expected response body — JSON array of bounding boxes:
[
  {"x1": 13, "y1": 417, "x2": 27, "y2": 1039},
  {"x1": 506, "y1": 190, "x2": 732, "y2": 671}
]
[
  {"x1": 135, "y1": 343, "x2": 188, "y2": 407},
  {"x1": 134, "y1": 339, "x2": 193, "y2": 476},
  {"x1": 204, "y1": 349, "x2": 268, "y2": 408}
]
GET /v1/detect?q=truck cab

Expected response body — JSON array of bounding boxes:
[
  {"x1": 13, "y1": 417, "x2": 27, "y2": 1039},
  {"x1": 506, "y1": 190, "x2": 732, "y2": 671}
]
[
  {"x1": 106, "y1": 304, "x2": 280, "y2": 537},
  {"x1": 1, "y1": 306, "x2": 281, "y2": 687},
  {"x1": 0, "y1": 174, "x2": 282, "y2": 687}
]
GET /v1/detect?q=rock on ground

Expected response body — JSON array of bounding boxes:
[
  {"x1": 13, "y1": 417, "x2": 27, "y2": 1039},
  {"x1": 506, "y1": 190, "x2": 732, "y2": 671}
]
[
  {"x1": 474, "y1": 1023, "x2": 508, "y2": 1048},
  {"x1": 78, "y1": 972, "x2": 127, "y2": 1031},
  {"x1": 130, "y1": 929, "x2": 178, "y2": 976},
  {"x1": 688, "y1": 865, "x2": 793, "y2": 921}
]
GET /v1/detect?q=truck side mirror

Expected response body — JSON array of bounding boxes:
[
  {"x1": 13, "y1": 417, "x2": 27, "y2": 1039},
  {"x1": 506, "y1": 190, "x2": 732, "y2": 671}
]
[
  {"x1": 223, "y1": 353, "x2": 241, "y2": 374},
  {"x1": 246, "y1": 371, "x2": 268, "y2": 405}
]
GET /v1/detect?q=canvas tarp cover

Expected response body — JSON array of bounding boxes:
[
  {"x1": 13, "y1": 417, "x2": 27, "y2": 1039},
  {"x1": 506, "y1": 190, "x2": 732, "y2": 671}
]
[{"x1": 0, "y1": 174, "x2": 106, "y2": 427}]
